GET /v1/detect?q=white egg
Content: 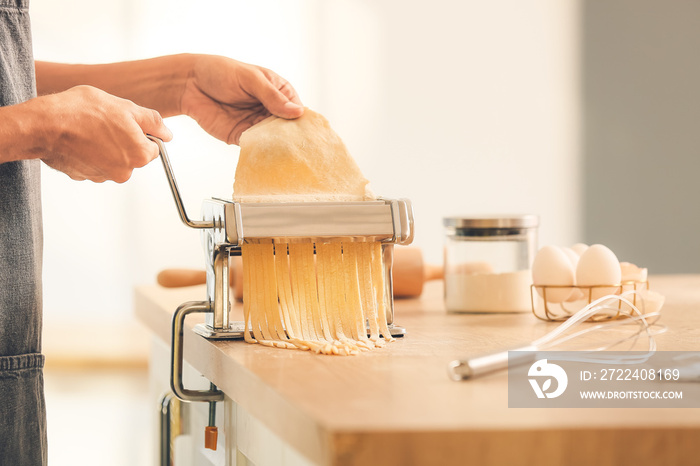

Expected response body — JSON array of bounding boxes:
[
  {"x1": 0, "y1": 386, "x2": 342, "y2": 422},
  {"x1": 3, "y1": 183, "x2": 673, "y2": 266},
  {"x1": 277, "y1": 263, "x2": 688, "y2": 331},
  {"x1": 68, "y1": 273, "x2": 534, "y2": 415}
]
[
  {"x1": 576, "y1": 244, "x2": 622, "y2": 301},
  {"x1": 562, "y1": 247, "x2": 580, "y2": 268},
  {"x1": 571, "y1": 243, "x2": 589, "y2": 256},
  {"x1": 561, "y1": 247, "x2": 584, "y2": 301},
  {"x1": 532, "y1": 246, "x2": 574, "y2": 303}
]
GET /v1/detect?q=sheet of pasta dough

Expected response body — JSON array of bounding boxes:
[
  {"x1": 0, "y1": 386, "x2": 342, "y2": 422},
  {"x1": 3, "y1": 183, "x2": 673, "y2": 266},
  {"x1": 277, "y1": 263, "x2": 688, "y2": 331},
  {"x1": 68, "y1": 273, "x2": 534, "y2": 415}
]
[{"x1": 233, "y1": 109, "x2": 374, "y2": 202}]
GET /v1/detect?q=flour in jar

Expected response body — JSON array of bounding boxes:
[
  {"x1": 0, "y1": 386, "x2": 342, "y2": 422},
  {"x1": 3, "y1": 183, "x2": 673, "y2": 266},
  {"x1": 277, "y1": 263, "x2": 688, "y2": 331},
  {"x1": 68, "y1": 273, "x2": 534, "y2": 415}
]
[{"x1": 445, "y1": 269, "x2": 532, "y2": 312}]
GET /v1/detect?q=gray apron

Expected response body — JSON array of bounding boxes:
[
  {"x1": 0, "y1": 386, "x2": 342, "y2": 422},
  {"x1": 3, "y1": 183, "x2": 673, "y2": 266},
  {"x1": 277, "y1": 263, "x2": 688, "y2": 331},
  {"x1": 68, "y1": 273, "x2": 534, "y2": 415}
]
[{"x1": 0, "y1": 0, "x2": 47, "y2": 464}]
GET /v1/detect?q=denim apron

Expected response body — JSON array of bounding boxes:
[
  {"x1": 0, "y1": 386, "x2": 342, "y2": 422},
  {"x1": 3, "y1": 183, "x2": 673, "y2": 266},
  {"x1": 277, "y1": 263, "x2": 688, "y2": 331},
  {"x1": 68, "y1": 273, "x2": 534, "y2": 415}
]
[{"x1": 0, "y1": 0, "x2": 46, "y2": 464}]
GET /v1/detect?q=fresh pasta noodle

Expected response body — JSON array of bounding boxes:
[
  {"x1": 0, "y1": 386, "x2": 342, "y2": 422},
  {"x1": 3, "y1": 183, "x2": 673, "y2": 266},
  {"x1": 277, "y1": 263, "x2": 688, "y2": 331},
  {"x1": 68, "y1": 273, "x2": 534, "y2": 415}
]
[
  {"x1": 241, "y1": 241, "x2": 395, "y2": 355},
  {"x1": 234, "y1": 109, "x2": 395, "y2": 355}
]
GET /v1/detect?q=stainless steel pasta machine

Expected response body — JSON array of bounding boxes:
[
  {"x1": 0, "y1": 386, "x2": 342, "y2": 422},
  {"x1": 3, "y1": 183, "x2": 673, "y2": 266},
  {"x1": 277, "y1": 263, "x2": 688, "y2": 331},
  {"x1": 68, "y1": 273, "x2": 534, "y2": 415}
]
[{"x1": 148, "y1": 136, "x2": 414, "y2": 404}]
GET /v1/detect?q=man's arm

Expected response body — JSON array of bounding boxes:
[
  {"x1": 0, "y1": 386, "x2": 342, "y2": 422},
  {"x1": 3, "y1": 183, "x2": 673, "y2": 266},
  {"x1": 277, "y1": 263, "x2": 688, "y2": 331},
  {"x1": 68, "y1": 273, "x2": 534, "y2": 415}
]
[
  {"x1": 35, "y1": 55, "x2": 195, "y2": 118},
  {"x1": 0, "y1": 53, "x2": 303, "y2": 182},
  {"x1": 0, "y1": 97, "x2": 48, "y2": 164},
  {"x1": 0, "y1": 85, "x2": 172, "y2": 181},
  {"x1": 35, "y1": 54, "x2": 304, "y2": 144}
]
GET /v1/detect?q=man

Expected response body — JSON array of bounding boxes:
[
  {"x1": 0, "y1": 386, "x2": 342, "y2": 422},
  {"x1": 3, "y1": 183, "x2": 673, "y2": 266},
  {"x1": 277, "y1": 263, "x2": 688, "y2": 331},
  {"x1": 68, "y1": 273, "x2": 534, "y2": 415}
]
[{"x1": 0, "y1": 1, "x2": 304, "y2": 464}]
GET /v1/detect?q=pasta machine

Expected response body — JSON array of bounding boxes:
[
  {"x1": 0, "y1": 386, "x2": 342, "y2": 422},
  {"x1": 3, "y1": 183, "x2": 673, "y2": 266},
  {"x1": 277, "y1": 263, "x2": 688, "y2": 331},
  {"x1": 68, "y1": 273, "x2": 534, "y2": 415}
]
[{"x1": 148, "y1": 136, "x2": 415, "y2": 403}]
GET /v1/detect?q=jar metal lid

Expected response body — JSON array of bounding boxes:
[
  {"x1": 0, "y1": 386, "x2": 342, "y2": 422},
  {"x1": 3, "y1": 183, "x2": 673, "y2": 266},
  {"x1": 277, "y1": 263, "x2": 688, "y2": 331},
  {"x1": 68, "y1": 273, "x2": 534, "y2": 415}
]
[{"x1": 443, "y1": 215, "x2": 539, "y2": 229}]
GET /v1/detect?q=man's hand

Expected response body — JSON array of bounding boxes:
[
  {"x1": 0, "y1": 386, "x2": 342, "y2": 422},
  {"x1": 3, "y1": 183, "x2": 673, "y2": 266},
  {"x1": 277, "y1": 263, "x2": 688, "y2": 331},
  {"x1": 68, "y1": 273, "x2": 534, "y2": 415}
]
[
  {"x1": 180, "y1": 55, "x2": 304, "y2": 145},
  {"x1": 37, "y1": 85, "x2": 172, "y2": 183},
  {"x1": 23, "y1": 54, "x2": 304, "y2": 184}
]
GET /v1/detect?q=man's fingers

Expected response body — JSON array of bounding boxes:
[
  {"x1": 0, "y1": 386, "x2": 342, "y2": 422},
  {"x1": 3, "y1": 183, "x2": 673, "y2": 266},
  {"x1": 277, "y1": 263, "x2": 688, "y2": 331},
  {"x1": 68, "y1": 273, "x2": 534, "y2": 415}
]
[
  {"x1": 132, "y1": 137, "x2": 160, "y2": 168},
  {"x1": 278, "y1": 80, "x2": 303, "y2": 106},
  {"x1": 129, "y1": 106, "x2": 171, "y2": 170},
  {"x1": 133, "y1": 106, "x2": 173, "y2": 142},
  {"x1": 251, "y1": 71, "x2": 304, "y2": 120},
  {"x1": 112, "y1": 169, "x2": 134, "y2": 184}
]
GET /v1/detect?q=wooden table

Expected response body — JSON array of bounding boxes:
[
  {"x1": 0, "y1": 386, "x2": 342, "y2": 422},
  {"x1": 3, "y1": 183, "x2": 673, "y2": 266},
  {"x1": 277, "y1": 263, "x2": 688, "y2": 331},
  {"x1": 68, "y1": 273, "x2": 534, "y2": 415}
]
[{"x1": 135, "y1": 275, "x2": 700, "y2": 466}]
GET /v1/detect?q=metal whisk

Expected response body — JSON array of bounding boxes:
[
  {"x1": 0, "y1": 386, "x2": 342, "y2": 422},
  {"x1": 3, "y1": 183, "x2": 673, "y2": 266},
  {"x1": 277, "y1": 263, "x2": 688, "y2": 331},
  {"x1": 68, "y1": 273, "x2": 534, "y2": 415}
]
[{"x1": 448, "y1": 290, "x2": 667, "y2": 381}]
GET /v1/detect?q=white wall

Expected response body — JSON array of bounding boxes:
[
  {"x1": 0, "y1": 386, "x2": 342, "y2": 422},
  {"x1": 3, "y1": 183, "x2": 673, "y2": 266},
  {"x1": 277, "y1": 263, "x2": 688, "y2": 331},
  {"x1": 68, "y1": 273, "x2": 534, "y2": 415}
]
[
  {"x1": 313, "y1": 0, "x2": 582, "y2": 266},
  {"x1": 30, "y1": 0, "x2": 581, "y2": 327}
]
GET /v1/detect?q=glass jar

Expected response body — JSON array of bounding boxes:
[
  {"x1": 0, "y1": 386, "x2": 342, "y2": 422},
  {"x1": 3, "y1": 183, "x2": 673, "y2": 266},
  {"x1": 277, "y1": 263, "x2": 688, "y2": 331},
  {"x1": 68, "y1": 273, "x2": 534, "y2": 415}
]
[{"x1": 443, "y1": 215, "x2": 538, "y2": 313}]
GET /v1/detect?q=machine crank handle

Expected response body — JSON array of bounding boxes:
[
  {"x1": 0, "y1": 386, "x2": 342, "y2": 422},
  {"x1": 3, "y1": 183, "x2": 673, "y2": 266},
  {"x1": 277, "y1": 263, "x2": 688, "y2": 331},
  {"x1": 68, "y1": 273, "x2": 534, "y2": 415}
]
[
  {"x1": 147, "y1": 135, "x2": 214, "y2": 230},
  {"x1": 170, "y1": 300, "x2": 224, "y2": 402}
]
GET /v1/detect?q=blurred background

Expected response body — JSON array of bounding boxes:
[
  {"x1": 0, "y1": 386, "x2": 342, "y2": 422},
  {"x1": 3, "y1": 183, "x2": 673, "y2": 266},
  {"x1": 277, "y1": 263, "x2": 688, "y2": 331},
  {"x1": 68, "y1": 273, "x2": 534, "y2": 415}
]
[{"x1": 28, "y1": 0, "x2": 699, "y2": 464}]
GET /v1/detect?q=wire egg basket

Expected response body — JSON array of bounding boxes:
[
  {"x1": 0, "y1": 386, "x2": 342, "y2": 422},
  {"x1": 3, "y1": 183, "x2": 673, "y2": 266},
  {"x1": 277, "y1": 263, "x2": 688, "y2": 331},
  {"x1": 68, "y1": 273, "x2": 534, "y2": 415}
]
[{"x1": 531, "y1": 280, "x2": 650, "y2": 322}]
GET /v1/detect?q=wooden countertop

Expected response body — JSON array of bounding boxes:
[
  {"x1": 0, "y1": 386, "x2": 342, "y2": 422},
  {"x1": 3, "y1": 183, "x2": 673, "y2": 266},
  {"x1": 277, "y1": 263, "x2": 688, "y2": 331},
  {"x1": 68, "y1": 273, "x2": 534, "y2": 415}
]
[{"x1": 135, "y1": 275, "x2": 700, "y2": 466}]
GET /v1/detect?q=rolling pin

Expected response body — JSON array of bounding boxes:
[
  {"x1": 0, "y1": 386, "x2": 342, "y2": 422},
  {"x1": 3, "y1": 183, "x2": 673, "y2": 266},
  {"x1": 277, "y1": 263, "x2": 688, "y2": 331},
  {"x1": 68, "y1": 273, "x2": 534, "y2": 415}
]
[{"x1": 157, "y1": 246, "x2": 443, "y2": 299}]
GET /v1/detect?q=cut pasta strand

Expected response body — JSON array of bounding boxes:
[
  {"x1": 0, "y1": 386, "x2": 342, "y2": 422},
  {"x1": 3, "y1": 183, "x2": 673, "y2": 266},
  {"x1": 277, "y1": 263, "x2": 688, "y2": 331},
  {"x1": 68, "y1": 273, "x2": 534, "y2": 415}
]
[
  {"x1": 241, "y1": 241, "x2": 394, "y2": 355},
  {"x1": 358, "y1": 243, "x2": 380, "y2": 342}
]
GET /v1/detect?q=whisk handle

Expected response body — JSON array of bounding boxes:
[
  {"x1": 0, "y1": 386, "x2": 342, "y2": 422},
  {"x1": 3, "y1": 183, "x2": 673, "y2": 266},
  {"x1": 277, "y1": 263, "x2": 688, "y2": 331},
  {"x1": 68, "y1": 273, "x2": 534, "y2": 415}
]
[{"x1": 448, "y1": 345, "x2": 538, "y2": 381}]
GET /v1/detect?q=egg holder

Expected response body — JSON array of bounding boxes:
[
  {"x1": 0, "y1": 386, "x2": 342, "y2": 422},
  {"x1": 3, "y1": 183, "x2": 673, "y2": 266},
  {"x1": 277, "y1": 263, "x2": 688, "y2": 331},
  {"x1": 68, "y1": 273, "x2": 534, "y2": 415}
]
[{"x1": 530, "y1": 280, "x2": 650, "y2": 322}]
